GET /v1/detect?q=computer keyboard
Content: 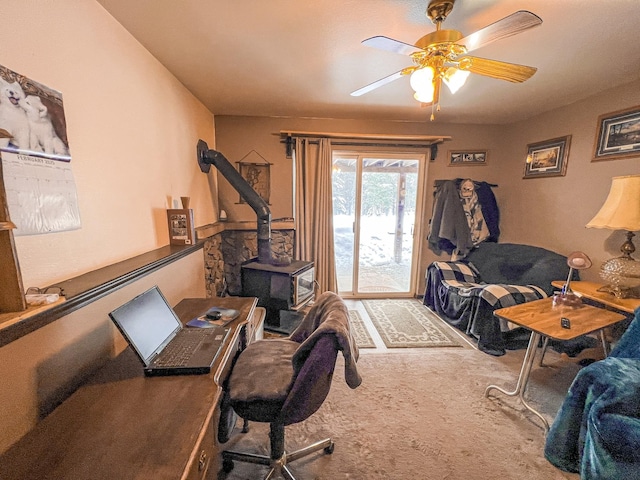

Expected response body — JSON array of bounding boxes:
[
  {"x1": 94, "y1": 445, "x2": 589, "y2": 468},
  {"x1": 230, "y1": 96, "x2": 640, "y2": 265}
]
[{"x1": 155, "y1": 331, "x2": 204, "y2": 366}]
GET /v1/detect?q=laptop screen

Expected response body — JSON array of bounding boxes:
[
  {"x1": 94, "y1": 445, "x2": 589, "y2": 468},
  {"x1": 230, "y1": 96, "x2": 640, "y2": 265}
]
[{"x1": 109, "y1": 286, "x2": 182, "y2": 363}]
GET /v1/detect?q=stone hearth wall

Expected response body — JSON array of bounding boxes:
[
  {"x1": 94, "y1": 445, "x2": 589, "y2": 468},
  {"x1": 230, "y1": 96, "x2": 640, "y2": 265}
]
[{"x1": 203, "y1": 229, "x2": 294, "y2": 297}]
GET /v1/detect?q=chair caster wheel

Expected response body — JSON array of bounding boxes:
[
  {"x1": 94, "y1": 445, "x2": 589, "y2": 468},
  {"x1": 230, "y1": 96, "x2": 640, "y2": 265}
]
[
  {"x1": 222, "y1": 458, "x2": 234, "y2": 473},
  {"x1": 324, "y1": 442, "x2": 335, "y2": 454}
]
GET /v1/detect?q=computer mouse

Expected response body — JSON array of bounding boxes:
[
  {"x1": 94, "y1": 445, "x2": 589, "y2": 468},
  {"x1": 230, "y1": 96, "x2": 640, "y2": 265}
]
[{"x1": 206, "y1": 311, "x2": 222, "y2": 320}]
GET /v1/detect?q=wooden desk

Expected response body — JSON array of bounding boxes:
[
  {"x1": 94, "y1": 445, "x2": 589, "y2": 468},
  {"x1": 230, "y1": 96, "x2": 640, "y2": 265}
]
[
  {"x1": 0, "y1": 296, "x2": 258, "y2": 480},
  {"x1": 485, "y1": 297, "x2": 626, "y2": 432},
  {"x1": 551, "y1": 280, "x2": 640, "y2": 314}
]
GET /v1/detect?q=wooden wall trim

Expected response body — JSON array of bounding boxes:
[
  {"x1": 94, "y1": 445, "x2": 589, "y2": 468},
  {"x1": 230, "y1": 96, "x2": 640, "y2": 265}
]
[{"x1": 0, "y1": 243, "x2": 203, "y2": 348}]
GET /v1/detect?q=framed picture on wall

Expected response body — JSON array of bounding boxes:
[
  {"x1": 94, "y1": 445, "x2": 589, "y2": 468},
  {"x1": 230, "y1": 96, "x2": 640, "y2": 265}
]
[
  {"x1": 593, "y1": 105, "x2": 640, "y2": 161},
  {"x1": 523, "y1": 135, "x2": 571, "y2": 179},
  {"x1": 238, "y1": 162, "x2": 270, "y2": 204},
  {"x1": 448, "y1": 150, "x2": 488, "y2": 166}
]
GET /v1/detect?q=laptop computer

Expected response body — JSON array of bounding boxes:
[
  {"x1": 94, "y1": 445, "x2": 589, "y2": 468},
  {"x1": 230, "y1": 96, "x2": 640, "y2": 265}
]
[{"x1": 109, "y1": 286, "x2": 230, "y2": 376}]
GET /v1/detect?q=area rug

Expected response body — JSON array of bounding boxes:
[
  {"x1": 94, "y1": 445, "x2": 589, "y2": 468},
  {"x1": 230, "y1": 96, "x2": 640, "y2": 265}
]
[
  {"x1": 362, "y1": 298, "x2": 461, "y2": 348},
  {"x1": 220, "y1": 349, "x2": 580, "y2": 479},
  {"x1": 348, "y1": 310, "x2": 376, "y2": 349}
]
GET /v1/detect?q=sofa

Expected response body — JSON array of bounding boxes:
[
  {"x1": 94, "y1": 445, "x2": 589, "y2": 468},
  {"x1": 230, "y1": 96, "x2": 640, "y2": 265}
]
[
  {"x1": 424, "y1": 242, "x2": 575, "y2": 356},
  {"x1": 544, "y1": 307, "x2": 640, "y2": 479}
]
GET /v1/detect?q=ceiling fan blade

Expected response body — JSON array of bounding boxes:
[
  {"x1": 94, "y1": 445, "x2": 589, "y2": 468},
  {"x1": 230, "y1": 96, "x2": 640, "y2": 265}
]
[
  {"x1": 458, "y1": 11, "x2": 542, "y2": 53},
  {"x1": 351, "y1": 70, "x2": 408, "y2": 96},
  {"x1": 362, "y1": 36, "x2": 422, "y2": 56},
  {"x1": 458, "y1": 56, "x2": 537, "y2": 83}
]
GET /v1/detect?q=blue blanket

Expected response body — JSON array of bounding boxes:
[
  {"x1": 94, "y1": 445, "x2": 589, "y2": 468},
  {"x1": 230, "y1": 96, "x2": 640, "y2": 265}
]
[{"x1": 544, "y1": 307, "x2": 640, "y2": 478}]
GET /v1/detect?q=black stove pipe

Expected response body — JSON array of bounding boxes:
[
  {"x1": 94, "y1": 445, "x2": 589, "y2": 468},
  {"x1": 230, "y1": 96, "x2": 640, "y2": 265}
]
[{"x1": 197, "y1": 140, "x2": 272, "y2": 264}]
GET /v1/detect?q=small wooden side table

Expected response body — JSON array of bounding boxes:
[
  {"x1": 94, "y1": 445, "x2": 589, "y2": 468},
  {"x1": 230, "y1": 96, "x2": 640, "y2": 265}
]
[
  {"x1": 485, "y1": 297, "x2": 626, "y2": 432},
  {"x1": 551, "y1": 280, "x2": 640, "y2": 314}
]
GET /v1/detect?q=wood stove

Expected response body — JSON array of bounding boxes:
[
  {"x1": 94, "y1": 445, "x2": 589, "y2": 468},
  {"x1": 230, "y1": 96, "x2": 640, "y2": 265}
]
[
  {"x1": 197, "y1": 141, "x2": 315, "y2": 333},
  {"x1": 241, "y1": 259, "x2": 314, "y2": 333}
]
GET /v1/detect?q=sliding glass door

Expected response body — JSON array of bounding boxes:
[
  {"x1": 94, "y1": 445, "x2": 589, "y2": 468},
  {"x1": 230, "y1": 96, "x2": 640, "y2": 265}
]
[{"x1": 332, "y1": 151, "x2": 425, "y2": 297}]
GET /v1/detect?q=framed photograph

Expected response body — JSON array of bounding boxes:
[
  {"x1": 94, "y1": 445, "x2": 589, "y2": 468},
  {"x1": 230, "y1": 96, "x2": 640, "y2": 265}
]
[
  {"x1": 448, "y1": 150, "x2": 487, "y2": 166},
  {"x1": 593, "y1": 105, "x2": 640, "y2": 161},
  {"x1": 167, "y1": 208, "x2": 195, "y2": 245},
  {"x1": 523, "y1": 135, "x2": 571, "y2": 179}
]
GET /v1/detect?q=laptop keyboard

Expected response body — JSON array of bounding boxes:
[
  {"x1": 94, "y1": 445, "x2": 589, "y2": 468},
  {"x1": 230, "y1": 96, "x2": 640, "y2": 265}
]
[{"x1": 155, "y1": 330, "x2": 208, "y2": 367}]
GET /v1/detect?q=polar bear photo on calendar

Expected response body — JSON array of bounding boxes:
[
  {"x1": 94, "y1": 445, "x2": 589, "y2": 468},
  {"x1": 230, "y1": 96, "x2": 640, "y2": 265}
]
[
  {"x1": 0, "y1": 76, "x2": 30, "y2": 150},
  {"x1": 21, "y1": 94, "x2": 69, "y2": 156},
  {"x1": 0, "y1": 65, "x2": 71, "y2": 160}
]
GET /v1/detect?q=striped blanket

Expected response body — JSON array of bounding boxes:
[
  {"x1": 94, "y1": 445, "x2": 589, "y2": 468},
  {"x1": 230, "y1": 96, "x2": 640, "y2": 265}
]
[{"x1": 432, "y1": 261, "x2": 548, "y2": 309}]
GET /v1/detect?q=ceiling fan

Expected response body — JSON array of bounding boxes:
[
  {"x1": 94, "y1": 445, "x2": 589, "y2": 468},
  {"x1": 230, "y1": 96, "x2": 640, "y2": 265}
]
[{"x1": 351, "y1": 0, "x2": 542, "y2": 120}]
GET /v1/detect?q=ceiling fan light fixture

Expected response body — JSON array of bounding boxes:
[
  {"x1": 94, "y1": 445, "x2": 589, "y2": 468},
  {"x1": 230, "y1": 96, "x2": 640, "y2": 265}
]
[
  {"x1": 413, "y1": 89, "x2": 434, "y2": 103},
  {"x1": 353, "y1": 3, "x2": 542, "y2": 119},
  {"x1": 410, "y1": 66, "x2": 435, "y2": 102},
  {"x1": 443, "y1": 67, "x2": 470, "y2": 94}
]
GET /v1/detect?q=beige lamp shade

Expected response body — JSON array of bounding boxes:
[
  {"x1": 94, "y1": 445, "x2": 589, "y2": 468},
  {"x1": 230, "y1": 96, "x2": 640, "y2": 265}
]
[
  {"x1": 586, "y1": 174, "x2": 640, "y2": 231},
  {"x1": 587, "y1": 174, "x2": 640, "y2": 298}
]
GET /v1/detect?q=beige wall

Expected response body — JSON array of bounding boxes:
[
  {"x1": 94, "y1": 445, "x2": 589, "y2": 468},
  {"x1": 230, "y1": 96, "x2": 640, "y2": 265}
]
[
  {"x1": 0, "y1": 0, "x2": 215, "y2": 453},
  {"x1": 216, "y1": 80, "x2": 639, "y2": 294},
  {"x1": 496, "y1": 79, "x2": 640, "y2": 283},
  {"x1": 4, "y1": 0, "x2": 217, "y2": 290},
  {"x1": 214, "y1": 115, "x2": 503, "y2": 223},
  {"x1": 214, "y1": 115, "x2": 522, "y2": 294}
]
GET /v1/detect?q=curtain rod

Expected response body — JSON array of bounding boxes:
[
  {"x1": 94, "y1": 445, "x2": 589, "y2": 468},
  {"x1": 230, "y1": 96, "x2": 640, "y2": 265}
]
[
  {"x1": 277, "y1": 130, "x2": 452, "y2": 143},
  {"x1": 281, "y1": 139, "x2": 438, "y2": 149},
  {"x1": 434, "y1": 179, "x2": 499, "y2": 188}
]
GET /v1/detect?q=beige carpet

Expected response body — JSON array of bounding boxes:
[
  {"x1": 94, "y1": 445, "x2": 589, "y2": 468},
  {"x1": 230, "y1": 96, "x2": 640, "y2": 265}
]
[
  {"x1": 218, "y1": 348, "x2": 581, "y2": 479},
  {"x1": 348, "y1": 310, "x2": 376, "y2": 349},
  {"x1": 362, "y1": 298, "x2": 461, "y2": 348}
]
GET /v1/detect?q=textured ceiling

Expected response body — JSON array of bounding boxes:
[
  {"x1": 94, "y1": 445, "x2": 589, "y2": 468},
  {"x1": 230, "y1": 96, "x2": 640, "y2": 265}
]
[{"x1": 97, "y1": 0, "x2": 640, "y2": 124}]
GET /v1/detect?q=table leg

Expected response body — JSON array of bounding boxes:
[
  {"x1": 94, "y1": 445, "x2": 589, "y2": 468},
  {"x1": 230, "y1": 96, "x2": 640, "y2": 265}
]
[
  {"x1": 485, "y1": 331, "x2": 550, "y2": 432},
  {"x1": 539, "y1": 336, "x2": 550, "y2": 367}
]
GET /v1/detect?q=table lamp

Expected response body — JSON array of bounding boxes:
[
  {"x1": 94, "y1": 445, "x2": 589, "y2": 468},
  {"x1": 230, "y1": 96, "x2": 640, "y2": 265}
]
[
  {"x1": 554, "y1": 251, "x2": 592, "y2": 306},
  {"x1": 586, "y1": 174, "x2": 640, "y2": 299}
]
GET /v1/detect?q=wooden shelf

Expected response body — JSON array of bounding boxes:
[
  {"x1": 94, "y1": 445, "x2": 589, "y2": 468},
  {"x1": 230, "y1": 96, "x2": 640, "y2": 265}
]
[
  {"x1": 0, "y1": 243, "x2": 203, "y2": 348},
  {"x1": 0, "y1": 298, "x2": 66, "y2": 330},
  {"x1": 196, "y1": 220, "x2": 295, "y2": 240}
]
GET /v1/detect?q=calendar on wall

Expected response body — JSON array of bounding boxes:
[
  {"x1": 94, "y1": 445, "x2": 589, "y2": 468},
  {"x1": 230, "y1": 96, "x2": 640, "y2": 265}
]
[
  {"x1": 1, "y1": 152, "x2": 81, "y2": 235},
  {"x1": 0, "y1": 63, "x2": 80, "y2": 236}
]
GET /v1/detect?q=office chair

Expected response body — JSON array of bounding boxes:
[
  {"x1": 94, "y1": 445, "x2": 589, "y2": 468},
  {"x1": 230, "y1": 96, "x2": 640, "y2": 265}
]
[{"x1": 221, "y1": 292, "x2": 361, "y2": 479}]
